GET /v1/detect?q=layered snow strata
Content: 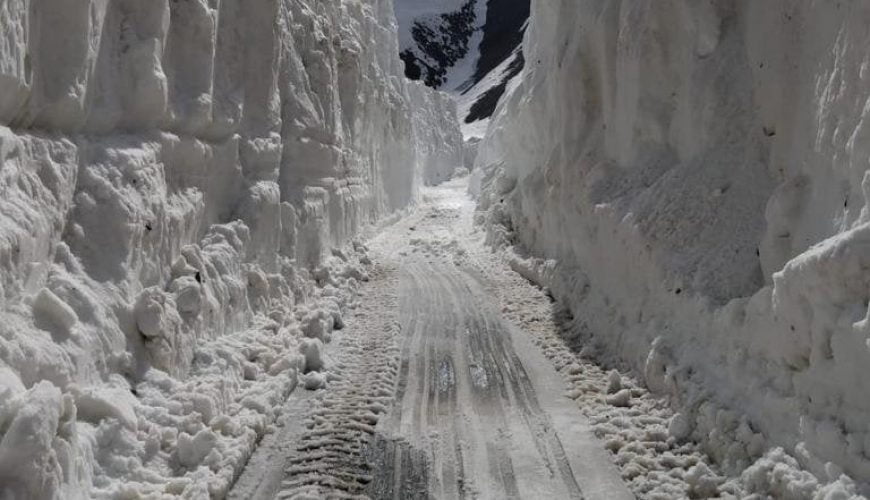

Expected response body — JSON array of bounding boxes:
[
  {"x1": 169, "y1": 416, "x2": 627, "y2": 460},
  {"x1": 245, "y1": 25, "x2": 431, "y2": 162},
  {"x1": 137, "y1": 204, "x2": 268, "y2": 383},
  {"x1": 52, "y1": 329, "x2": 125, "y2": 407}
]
[
  {"x1": 476, "y1": 0, "x2": 870, "y2": 495},
  {"x1": 0, "y1": 0, "x2": 460, "y2": 497},
  {"x1": 409, "y1": 81, "x2": 465, "y2": 185}
]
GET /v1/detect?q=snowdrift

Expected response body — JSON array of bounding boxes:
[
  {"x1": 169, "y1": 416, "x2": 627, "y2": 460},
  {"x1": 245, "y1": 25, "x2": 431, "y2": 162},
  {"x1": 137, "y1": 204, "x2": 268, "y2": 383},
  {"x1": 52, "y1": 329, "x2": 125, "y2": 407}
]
[
  {"x1": 0, "y1": 0, "x2": 460, "y2": 497},
  {"x1": 476, "y1": 0, "x2": 870, "y2": 495}
]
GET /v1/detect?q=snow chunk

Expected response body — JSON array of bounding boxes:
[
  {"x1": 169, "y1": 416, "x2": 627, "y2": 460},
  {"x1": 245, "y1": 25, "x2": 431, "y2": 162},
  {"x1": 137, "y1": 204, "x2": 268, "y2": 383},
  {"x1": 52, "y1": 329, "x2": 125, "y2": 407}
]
[
  {"x1": 301, "y1": 309, "x2": 334, "y2": 342},
  {"x1": 0, "y1": 381, "x2": 81, "y2": 499},
  {"x1": 71, "y1": 385, "x2": 138, "y2": 431},
  {"x1": 606, "y1": 389, "x2": 632, "y2": 408},
  {"x1": 32, "y1": 288, "x2": 78, "y2": 334},
  {"x1": 606, "y1": 370, "x2": 622, "y2": 394},
  {"x1": 668, "y1": 413, "x2": 692, "y2": 441},
  {"x1": 177, "y1": 429, "x2": 218, "y2": 469},
  {"x1": 134, "y1": 288, "x2": 175, "y2": 339},
  {"x1": 299, "y1": 338, "x2": 326, "y2": 373},
  {"x1": 301, "y1": 372, "x2": 327, "y2": 391},
  {"x1": 170, "y1": 276, "x2": 202, "y2": 315},
  {"x1": 0, "y1": 367, "x2": 25, "y2": 407},
  {"x1": 685, "y1": 462, "x2": 723, "y2": 498}
]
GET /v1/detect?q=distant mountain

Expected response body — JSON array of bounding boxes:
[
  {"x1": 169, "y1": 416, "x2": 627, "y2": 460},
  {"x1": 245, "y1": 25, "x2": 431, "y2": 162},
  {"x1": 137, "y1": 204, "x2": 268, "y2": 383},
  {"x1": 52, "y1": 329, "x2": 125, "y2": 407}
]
[{"x1": 395, "y1": 0, "x2": 530, "y2": 136}]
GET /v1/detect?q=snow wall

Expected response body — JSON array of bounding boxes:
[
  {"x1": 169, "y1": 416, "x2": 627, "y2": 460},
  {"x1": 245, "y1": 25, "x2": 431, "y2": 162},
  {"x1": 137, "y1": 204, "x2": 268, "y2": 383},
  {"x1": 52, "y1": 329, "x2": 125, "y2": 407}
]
[
  {"x1": 476, "y1": 0, "x2": 870, "y2": 494},
  {"x1": 0, "y1": 0, "x2": 461, "y2": 497}
]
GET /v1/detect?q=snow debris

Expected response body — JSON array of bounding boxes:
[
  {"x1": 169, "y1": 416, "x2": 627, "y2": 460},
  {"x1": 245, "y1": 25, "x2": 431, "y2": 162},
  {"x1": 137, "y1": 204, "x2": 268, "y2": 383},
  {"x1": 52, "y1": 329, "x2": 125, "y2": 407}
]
[
  {"x1": 32, "y1": 288, "x2": 79, "y2": 335},
  {"x1": 301, "y1": 372, "x2": 328, "y2": 391},
  {"x1": 300, "y1": 308, "x2": 335, "y2": 343},
  {"x1": 668, "y1": 413, "x2": 692, "y2": 442},
  {"x1": 607, "y1": 370, "x2": 623, "y2": 394},
  {"x1": 299, "y1": 338, "x2": 327, "y2": 374},
  {"x1": 177, "y1": 429, "x2": 218, "y2": 469},
  {"x1": 685, "y1": 462, "x2": 724, "y2": 498},
  {"x1": 71, "y1": 385, "x2": 139, "y2": 431},
  {"x1": 606, "y1": 389, "x2": 633, "y2": 408}
]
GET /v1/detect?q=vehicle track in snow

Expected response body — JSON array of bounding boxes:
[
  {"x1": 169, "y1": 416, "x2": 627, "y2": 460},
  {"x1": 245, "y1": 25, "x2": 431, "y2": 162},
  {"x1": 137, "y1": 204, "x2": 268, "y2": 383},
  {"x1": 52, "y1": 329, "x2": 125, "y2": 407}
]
[
  {"x1": 359, "y1": 180, "x2": 632, "y2": 500},
  {"x1": 275, "y1": 263, "x2": 402, "y2": 499},
  {"x1": 228, "y1": 262, "x2": 403, "y2": 500},
  {"x1": 369, "y1": 260, "x2": 589, "y2": 499},
  {"x1": 233, "y1": 177, "x2": 644, "y2": 499}
]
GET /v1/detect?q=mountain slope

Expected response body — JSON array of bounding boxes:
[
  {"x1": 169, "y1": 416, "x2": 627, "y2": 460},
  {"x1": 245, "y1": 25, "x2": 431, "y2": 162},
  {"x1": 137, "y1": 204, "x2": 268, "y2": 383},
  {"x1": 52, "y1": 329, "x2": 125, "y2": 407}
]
[{"x1": 395, "y1": 0, "x2": 530, "y2": 137}]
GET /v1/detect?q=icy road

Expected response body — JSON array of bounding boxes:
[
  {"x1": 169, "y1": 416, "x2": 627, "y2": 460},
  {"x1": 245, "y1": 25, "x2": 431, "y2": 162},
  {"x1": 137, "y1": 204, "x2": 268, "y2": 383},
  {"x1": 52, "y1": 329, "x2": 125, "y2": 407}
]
[{"x1": 231, "y1": 178, "x2": 716, "y2": 499}]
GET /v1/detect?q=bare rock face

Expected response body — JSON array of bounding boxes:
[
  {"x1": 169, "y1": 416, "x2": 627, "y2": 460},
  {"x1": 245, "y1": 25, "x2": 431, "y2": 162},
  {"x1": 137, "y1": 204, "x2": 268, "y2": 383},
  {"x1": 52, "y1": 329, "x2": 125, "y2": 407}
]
[
  {"x1": 0, "y1": 0, "x2": 461, "y2": 497},
  {"x1": 476, "y1": 0, "x2": 870, "y2": 494}
]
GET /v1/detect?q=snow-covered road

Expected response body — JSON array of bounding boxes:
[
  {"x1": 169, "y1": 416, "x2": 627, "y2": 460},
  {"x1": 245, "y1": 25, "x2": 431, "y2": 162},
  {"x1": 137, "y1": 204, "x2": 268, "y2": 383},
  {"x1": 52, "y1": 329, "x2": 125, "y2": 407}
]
[
  {"x1": 369, "y1": 255, "x2": 632, "y2": 499},
  {"x1": 230, "y1": 177, "x2": 722, "y2": 499}
]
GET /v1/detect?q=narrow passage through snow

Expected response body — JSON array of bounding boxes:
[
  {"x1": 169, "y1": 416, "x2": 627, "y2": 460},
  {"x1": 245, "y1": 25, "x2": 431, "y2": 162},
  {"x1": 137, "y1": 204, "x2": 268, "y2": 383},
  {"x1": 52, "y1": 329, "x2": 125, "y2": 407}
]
[{"x1": 232, "y1": 177, "x2": 721, "y2": 499}]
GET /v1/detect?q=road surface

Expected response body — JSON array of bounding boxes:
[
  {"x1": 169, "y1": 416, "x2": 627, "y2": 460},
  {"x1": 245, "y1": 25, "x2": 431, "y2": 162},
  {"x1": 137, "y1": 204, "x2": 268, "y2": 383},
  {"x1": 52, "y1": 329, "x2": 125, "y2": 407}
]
[
  {"x1": 366, "y1": 258, "x2": 632, "y2": 499},
  {"x1": 231, "y1": 178, "x2": 633, "y2": 499}
]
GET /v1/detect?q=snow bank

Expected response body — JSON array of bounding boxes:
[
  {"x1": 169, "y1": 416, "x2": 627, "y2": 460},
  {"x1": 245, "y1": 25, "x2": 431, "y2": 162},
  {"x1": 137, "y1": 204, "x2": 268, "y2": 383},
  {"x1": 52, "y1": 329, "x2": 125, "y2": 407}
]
[
  {"x1": 0, "y1": 0, "x2": 460, "y2": 497},
  {"x1": 476, "y1": 0, "x2": 870, "y2": 495},
  {"x1": 409, "y1": 82, "x2": 465, "y2": 185}
]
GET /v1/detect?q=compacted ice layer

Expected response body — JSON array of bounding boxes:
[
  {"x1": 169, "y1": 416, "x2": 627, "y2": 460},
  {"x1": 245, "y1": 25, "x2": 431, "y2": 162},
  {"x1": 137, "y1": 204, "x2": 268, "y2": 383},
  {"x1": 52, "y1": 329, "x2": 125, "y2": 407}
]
[
  {"x1": 0, "y1": 0, "x2": 461, "y2": 498},
  {"x1": 475, "y1": 0, "x2": 870, "y2": 496}
]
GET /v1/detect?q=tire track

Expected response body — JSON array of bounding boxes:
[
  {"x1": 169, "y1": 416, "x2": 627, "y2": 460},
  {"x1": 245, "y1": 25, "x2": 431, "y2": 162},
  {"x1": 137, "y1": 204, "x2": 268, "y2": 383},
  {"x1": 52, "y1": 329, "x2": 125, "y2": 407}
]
[
  {"x1": 237, "y1": 180, "x2": 634, "y2": 500},
  {"x1": 452, "y1": 268, "x2": 577, "y2": 499},
  {"x1": 277, "y1": 265, "x2": 402, "y2": 499},
  {"x1": 464, "y1": 273, "x2": 583, "y2": 498},
  {"x1": 376, "y1": 259, "x2": 586, "y2": 499},
  {"x1": 443, "y1": 269, "x2": 522, "y2": 499}
]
